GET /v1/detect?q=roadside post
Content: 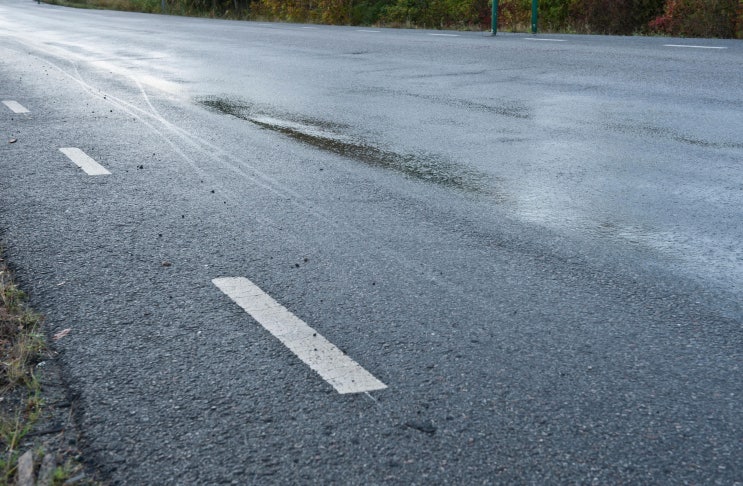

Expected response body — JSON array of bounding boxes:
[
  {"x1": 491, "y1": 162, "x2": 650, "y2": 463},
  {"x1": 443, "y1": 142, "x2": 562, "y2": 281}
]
[
  {"x1": 491, "y1": 0, "x2": 499, "y2": 35},
  {"x1": 531, "y1": 0, "x2": 538, "y2": 33}
]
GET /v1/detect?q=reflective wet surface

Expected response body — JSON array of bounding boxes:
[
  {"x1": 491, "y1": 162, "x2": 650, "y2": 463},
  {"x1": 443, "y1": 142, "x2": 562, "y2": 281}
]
[
  {"x1": 5, "y1": 8, "x2": 739, "y2": 298},
  {"x1": 1, "y1": 3, "x2": 742, "y2": 484}
]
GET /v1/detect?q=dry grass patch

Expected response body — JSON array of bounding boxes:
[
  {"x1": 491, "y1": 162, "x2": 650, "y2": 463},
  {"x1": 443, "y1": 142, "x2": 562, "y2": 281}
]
[
  {"x1": 0, "y1": 260, "x2": 102, "y2": 485},
  {"x1": 0, "y1": 266, "x2": 45, "y2": 483}
]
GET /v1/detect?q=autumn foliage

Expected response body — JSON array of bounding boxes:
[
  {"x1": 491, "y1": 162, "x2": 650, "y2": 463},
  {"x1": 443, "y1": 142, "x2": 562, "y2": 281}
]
[
  {"x1": 647, "y1": 0, "x2": 740, "y2": 37},
  {"x1": 91, "y1": 0, "x2": 743, "y2": 37},
  {"x1": 245, "y1": 0, "x2": 742, "y2": 37}
]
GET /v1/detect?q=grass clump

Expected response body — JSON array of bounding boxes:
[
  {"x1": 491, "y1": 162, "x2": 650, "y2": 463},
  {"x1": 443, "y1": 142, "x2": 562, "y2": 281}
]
[
  {"x1": 0, "y1": 257, "x2": 102, "y2": 485},
  {"x1": 0, "y1": 263, "x2": 46, "y2": 484}
]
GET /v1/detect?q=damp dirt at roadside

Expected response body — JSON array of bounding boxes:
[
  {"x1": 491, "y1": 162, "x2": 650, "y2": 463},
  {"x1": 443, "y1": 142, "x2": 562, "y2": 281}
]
[{"x1": 197, "y1": 96, "x2": 499, "y2": 195}]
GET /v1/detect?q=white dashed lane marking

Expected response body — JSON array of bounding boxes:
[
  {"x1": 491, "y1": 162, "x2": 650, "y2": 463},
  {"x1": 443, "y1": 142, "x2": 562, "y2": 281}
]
[
  {"x1": 524, "y1": 38, "x2": 566, "y2": 42},
  {"x1": 664, "y1": 44, "x2": 727, "y2": 49},
  {"x1": 2, "y1": 100, "x2": 29, "y2": 113},
  {"x1": 213, "y1": 277, "x2": 387, "y2": 394},
  {"x1": 429, "y1": 33, "x2": 459, "y2": 37},
  {"x1": 59, "y1": 148, "x2": 111, "y2": 176}
]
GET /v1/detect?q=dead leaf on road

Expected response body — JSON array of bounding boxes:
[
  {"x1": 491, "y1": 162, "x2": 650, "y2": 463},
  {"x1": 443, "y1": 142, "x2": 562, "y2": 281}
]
[
  {"x1": 9, "y1": 138, "x2": 17, "y2": 144},
  {"x1": 53, "y1": 328, "x2": 72, "y2": 341}
]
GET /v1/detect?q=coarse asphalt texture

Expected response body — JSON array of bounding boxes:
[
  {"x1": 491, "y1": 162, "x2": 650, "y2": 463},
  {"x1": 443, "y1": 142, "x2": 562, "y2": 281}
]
[{"x1": 1, "y1": 1, "x2": 742, "y2": 483}]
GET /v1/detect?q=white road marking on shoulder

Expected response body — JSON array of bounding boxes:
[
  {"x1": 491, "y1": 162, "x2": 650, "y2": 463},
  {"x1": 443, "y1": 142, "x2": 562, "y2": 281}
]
[
  {"x1": 213, "y1": 277, "x2": 387, "y2": 394},
  {"x1": 524, "y1": 38, "x2": 566, "y2": 42},
  {"x1": 357, "y1": 29, "x2": 381, "y2": 33},
  {"x1": 664, "y1": 44, "x2": 727, "y2": 49},
  {"x1": 429, "y1": 33, "x2": 459, "y2": 37},
  {"x1": 58, "y1": 148, "x2": 111, "y2": 175},
  {"x1": 2, "y1": 100, "x2": 29, "y2": 113}
]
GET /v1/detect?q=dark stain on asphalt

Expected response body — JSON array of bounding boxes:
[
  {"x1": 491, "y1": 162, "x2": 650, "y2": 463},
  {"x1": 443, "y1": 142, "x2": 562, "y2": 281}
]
[
  {"x1": 198, "y1": 96, "x2": 500, "y2": 196},
  {"x1": 347, "y1": 87, "x2": 532, "y2": 119},
  {"x1": 404, "y1": 419, "x2": 437, "y2": 435},
  {"x1": 199, "y1": 96, "x2": 347, "y2": 132},
  {"x1": 605, "y1": 122, "x2": 743, "y2": 150}
]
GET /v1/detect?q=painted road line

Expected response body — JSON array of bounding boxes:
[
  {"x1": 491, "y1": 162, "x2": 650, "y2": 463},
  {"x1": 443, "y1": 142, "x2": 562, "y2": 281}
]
[
  {"x1": 357, "y1": 29, "x2": 381, "y2": 33},
  {"x1": 429, "y1": 33, "x2": 459, "y2": 37},
  {"x1": 524, "y1": 38, "x2": 566, "y2": 42},
  {"x1": 2, "y1": 100, "x2": 29, "y2": 113},
  {"x1": 664, "y1": 44, "x2": 727, "y2": 49},
  {"x1": 59, "y1": 148, "x2": 111, "y2": 176},
  {"x1": 213, "y1": 277, "x2": 387, "y2": 394}
]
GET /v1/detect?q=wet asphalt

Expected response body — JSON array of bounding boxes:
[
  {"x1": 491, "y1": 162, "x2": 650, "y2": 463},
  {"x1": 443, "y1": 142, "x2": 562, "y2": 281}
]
[{"x1": 1, "y1": 0, "x2": 742, "y2": 483}]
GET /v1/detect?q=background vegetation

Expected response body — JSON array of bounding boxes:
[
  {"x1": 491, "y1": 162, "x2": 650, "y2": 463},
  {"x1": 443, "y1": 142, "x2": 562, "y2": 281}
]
[{"x1": 41, "y1": 0, "x2": 743, "y2": 38}]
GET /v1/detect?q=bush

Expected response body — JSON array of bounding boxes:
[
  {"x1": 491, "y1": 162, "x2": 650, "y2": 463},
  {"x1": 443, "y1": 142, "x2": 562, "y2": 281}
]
[
  {"x1": 565, "y1": 0, "x2": 665, "y2": 34},
  {"x1": 493, "y1": 0, "x2": 664, "y2": 34},
  {"x1": 649, "y1": 0, "x2": 739, "y2": 38},
  {"x1": 496, "y1": 0, "x2": 530, "y2": 31},
  {"x1": 55, "y1": 0, "x2": 743, "y2": 37},
  {"x1": 350, "y1": 0, "x2": 392, "y2": 24}
]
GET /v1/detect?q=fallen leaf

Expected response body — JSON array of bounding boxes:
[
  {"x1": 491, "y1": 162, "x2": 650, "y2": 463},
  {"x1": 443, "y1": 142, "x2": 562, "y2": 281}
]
[
  {"x1": 9, "y1": 138, "x2": 17, "y2": 144},
  {"x1": 53, "y1": 328, "x2": 72, "y2": 341}
]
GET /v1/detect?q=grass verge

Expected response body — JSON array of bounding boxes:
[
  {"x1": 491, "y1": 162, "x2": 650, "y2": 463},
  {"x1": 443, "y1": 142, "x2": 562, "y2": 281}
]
[
  {"x1": 0, "y1": 257, "x2": 101, "y2": 485},
  {"x1": 0, "y1": 263, "x2": 45, "y2": 484},
  {"x1": 41, "y1": 0, "x2": 162, "y2": 13}
]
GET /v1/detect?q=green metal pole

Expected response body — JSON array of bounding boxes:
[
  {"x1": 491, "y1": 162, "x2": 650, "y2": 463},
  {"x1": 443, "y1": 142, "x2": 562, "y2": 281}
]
[
  {"x1": 491, "y1": 0, "x2": 499, "y2": 35},
  {"x1": 531, "y1": 0, "x2": 538, "y2": 34}
]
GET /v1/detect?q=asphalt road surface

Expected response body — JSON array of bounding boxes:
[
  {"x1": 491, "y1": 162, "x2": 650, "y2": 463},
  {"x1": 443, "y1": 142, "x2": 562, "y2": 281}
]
[{"x1": 1, "y1": 1, "x2": 742, "y2": 483}]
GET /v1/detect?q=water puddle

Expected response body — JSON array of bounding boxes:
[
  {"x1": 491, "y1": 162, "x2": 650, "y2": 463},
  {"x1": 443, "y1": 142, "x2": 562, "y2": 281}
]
[{"x1": 198, "y1": 96, "x2": 496, "y2": 195}]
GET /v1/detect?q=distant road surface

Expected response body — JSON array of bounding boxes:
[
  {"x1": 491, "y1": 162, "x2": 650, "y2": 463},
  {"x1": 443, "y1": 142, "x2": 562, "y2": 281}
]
[{"x1": 1, "y1": 0, "x2": 741, "y2": 483}]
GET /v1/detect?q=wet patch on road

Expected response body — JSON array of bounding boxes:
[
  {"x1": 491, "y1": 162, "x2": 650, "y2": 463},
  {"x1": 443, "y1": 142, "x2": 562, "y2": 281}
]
[
  {"x1": 198, "y1": 96, "x2": 498, "y2": 195},
  {"x1": 347, "y1": 87, "x2": 532, "y2": 120},
  {"x1": 594, "y1": 219, "x2": 743, "y2": 298},
  {"x1": 407, "y1": 69, "x2": 488, "y2": 79},
  {"x1": 199, "y1": 96, "x2": 347, "y2": 132},
  {"x1": 416, "y1": 93, "x2": 530, "y2": 120},
  {"x1": 605, "y1": 122, "x2": 743, "y2": 150}
]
